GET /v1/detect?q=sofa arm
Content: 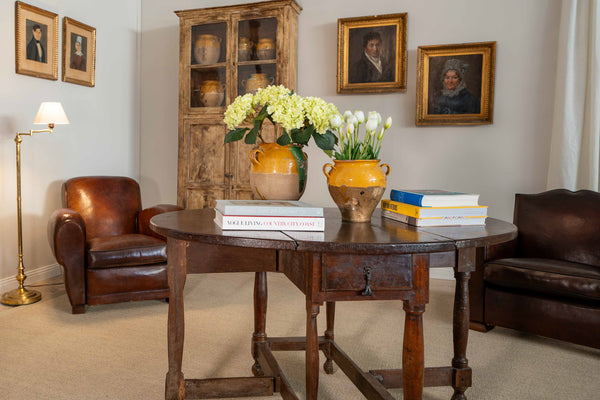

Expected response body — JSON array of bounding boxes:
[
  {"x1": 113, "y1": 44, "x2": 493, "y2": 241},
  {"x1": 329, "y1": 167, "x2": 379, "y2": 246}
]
[
  {"x1": 469, "y1": 237, "x2": 519, "y2": 330},
  {"x1": 47, "y1": 208, "x2": 87, "y2": 313},
  {"x1": 485, "y1": 238, "x2": 518, "y2": 261},
  {"x1": 138, "y1": 204, "x2": 183, "y2": 239}
]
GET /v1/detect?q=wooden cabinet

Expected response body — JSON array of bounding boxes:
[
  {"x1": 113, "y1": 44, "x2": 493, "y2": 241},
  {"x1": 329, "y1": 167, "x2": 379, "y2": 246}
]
[{"x1": 175, "y1": 0, "x2": 301, "y2": 209}]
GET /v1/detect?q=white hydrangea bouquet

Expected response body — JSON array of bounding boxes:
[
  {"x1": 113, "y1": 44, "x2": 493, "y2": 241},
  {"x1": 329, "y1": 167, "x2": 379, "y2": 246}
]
[
  {"x1": 223, "y1": 85, "x2": 339, "y2": 152},
  {"x1": 329, "y1": 110, "x2": 392, "y2": 160}
]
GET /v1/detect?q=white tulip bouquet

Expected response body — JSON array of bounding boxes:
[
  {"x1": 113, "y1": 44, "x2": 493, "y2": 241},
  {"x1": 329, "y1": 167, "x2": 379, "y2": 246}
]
[{"x1": 329, "y1": 110, "x2": 392, "y2": 160}]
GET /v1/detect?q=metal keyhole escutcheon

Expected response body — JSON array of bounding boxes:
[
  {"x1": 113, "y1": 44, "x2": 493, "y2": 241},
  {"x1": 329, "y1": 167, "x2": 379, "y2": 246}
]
[{"x1": 362, "y1": 266, "x2": 373, "y2": 296}]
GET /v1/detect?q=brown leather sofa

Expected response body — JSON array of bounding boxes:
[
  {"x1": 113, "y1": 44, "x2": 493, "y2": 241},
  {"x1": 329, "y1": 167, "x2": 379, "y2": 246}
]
[
  {"x1": 48, "y1": 176, "x2": 182, "y2": 314},
  {"x1": 469, "y1": 189, "x2": 600, "y2": 349}
]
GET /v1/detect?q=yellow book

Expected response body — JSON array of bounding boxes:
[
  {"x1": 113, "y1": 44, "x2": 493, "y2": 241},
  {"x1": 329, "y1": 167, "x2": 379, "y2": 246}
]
[{"x1": 381, "y1": 199, "x2": 488, "y2": 219}]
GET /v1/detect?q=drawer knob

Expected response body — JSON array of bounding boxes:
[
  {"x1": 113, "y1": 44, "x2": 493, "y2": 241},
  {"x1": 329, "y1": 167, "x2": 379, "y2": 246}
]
[{"x1": 362, "y1": 266, "x2": 373, "y2": 296}]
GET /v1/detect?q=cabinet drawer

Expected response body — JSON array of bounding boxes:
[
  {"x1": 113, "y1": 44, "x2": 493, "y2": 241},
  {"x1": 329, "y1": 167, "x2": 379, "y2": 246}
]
[{"x1": 322, "y1": 253, "x2": 413, "y2": 292}]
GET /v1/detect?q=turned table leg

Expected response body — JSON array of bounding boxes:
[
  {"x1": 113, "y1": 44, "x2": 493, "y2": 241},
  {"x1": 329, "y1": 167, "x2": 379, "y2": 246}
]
[
  {"x1": 165, "y1": 239, "x2": 187, "y2": 400},
  {"x1": 402, "y1": 302, "x2": 425, "y2": 400},
  {"x1": 252, "y1": 271, "x2": 268, "y2": 376},
  {"x1": 323, "y1": 301, "x2": 335, "y2": 374},
  {"x1": 451, "y1": 270, "x2": 472, "y2": 400},
  {"x1": 306, "y1": 302, "x2": 320, "y2": 400}
]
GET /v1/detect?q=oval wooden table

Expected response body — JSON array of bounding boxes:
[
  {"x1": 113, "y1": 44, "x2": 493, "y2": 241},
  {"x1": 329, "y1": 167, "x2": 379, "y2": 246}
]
[{"x1": 151, "y1": 208, "x2": 517, "y2": 400}]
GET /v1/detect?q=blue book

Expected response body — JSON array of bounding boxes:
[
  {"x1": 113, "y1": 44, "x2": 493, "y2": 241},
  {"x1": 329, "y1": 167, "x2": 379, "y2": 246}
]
[{"x1": 390, "y1": 189, "x2": 480, "y2": 207}]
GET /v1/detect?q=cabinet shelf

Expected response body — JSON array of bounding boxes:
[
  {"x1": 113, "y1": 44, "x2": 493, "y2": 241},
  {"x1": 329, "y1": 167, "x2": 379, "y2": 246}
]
[
  {"x1": 191, "y1": 62, "x2": 227, "y2": 70},
  {"x1": 237, "y1": 59, "x2": 277, "y2": 66}
]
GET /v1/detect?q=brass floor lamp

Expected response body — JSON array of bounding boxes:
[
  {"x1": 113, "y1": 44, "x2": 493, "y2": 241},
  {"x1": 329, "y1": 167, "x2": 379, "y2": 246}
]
[{"x1": 1, "y1": 102, "x2": 69, "y2": 306}]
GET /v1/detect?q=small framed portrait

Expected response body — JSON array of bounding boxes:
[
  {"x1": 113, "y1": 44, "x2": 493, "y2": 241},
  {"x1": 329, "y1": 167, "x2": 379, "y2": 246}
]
[
  {"x1": 416, "y1": 41, "x2": 496, "y2": 126},
  {"x1": 15, "y1": 1, "x2": 58, "y2": 80},
  {"x1": 62, "y1": 17, "x2": 96, "y2": 87},
  {"x1": 337, "y1": 13, "x2": 407, "y2": 94}
]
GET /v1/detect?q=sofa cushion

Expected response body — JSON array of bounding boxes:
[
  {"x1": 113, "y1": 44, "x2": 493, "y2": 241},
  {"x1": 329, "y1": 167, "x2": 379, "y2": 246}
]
[
  {"x1": 87, "y1": 234, "x2": 166, "y2": 269},
  {"x1": 484, "y1": 258, "x2": 600, "y2": 302}
]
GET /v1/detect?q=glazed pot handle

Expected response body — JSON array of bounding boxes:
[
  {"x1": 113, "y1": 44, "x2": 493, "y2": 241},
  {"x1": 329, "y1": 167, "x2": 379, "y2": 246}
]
[
  {"x1": 381, "y1": 163, "x2": 391, "y2": 176},
  {"x1": 322, "y1": 163, "x2": 334, "y2": 179},
  {"x1": 249, "y1": 148, "x2": 264, "y2": 166}
]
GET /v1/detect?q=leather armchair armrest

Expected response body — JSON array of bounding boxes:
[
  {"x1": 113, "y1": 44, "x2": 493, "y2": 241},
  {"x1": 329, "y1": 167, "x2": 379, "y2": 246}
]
[
  {"x1": 47, "y1": 208, "x2": 87, "y2": 313},
  {"x1": 485, "y1": 238, "x2": 518, "y2": 261},
  {"x1": 138, "y1": 204, "x2": 183, "y2": 239},
  {"x1": 470, "y1": 238, "x2": 518, "y2": 329}
]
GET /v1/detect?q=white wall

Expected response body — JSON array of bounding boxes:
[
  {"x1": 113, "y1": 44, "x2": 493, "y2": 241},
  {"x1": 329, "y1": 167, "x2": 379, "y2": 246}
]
[
  {"x1": 140, "y1": 0, "x2": 561, "y2": 224},
  {"x1": 0, "y1": 0, "x2": 141, "y2": 285}
]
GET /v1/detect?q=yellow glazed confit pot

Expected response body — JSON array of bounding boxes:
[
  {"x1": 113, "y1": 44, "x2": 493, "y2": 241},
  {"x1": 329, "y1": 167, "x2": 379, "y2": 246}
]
[
  {"x1": 250, "y1": 143, "x2": 307, "y2": 200},
  {"x1": 323, "y1": 159, "x2": 391, "y2": 222}
]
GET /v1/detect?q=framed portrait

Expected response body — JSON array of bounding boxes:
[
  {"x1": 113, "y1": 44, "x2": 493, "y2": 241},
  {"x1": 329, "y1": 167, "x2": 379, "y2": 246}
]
[
  {"x1": 15, "y1": 1, "x2": 58, "y2": 80},
  {"x1": 416, "y1": 41, "x2": 496, "y2": 126},
  {"x1": 62, "y1": 17, "x2": 96, "y2": 87},
  {"x1": 337, "y1": 13, "x2": 407, "y2": 94}
]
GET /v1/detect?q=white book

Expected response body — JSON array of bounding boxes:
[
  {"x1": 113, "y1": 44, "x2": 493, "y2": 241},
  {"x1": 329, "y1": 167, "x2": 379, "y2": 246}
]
[
  {"x1": 382, "y1": 210, "x2": 486, "y2": 226},
  {"x1": 215, "y1": 199, "x2": 323, "y2": 217},
  {"x1": 214, "y1": 210, "x2": 325, "y2": 231}
]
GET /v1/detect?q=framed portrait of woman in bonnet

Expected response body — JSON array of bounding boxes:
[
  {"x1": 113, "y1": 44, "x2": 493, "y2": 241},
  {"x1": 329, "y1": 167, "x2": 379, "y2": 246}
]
[
  {"x1": 62, "y1": 17, "x2": 96, "y2": 87},
  {"x1": 416, "y1": 41, "x2": 496, "y2": 125}
]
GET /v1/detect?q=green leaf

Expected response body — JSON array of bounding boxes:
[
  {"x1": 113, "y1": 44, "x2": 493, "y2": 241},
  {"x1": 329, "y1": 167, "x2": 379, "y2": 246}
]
[
  {"x1": 351, "y1": 143, "x2": 362, "y2": 159},
  {"x1": 245, "y1": 127, "x2": 259, "y2": 144},
  {"x1": 326, "y1": 129, "x2": 339, "y2": 145},
  {"x1": 254, "y1": 109, "x2": 267, "y2": 129},
  {"x1": 291, "y1": 125, "x2": 313, "y2": 145},
  {"x1": 224, "y1": 128, "x2": 248, "y2": 144},
  {"x1": 312, "y1": 131, "x2": 335, "y2": 151},
  {"x1": 276, "y1": 133, "x2": 292, "y2": 146}
]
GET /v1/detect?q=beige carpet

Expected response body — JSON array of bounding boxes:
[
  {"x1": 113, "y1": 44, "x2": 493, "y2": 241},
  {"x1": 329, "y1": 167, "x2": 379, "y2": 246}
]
[{"x1": 1, "y1": 273, "x2": 598, "y2": 400}]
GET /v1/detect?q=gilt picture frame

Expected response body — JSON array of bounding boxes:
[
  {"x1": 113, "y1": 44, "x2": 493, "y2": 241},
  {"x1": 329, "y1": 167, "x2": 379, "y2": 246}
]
[
  {"x1": 337, "y1": 13, "x2": 407, "y2": 94},
  {"x1": 15, "y1": 1, "x2": 58, "y2": 80},
  {"x1": 62, "y1": 17, "x2": 96, "y2": 87},
  {"x1": 416, "y1": 41, "x2": 496, "y2": 126}
]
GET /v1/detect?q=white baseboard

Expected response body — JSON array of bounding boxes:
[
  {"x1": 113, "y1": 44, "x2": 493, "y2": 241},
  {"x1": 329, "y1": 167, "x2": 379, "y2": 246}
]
[
  {"x1": 430, "y1": 267, "x2": 455, "y2": 280},
  {"x1": 0, "y1": 263, "x2": 62, "y2": 293}
]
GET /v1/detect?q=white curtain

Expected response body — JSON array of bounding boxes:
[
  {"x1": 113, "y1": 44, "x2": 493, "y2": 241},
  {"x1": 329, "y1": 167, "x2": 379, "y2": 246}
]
[{"x1": 547, "y1": 0, "x2": 600, "y2": 191}]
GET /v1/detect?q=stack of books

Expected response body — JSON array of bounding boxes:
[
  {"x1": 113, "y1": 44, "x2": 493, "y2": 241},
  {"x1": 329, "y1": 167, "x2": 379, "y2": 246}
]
[
  {"x1": 381, "y1": 189, "x2": 488, "y2": 226},
  {"x1": 214, "y1": 200, "x2": 324, "y2": 231}
]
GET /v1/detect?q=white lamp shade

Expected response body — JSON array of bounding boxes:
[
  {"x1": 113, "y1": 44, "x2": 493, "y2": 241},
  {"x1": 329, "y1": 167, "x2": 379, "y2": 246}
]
[{"x1": 33, "y1": 102, "x2": 70, "y2": 125}]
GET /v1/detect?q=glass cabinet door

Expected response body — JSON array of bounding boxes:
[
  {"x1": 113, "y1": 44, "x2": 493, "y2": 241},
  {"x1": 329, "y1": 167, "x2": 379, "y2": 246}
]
[
  {"x1": 190, "y1": 22, "x2": 227, "y2": 109},
  {"x1": 237, "y1": 17, "x2": 277, "y2": 96}
]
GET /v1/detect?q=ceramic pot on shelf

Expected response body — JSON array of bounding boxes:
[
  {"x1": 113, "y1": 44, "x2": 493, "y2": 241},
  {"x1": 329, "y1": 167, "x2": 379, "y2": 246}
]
[
  {"x1": 242, "y1": 73, "x2": 274, "y2": 94},
  {"x1": 238, "y1": 36, "x2": 253, "y2": 61},
  {"x1": 323, "y1": 159, "x2": 391, "y2": 222},
  {"x1": 194, "y1": 34, "x2": 221, "y2": 65},
  {"x1": 199, "y1": 80, "x2": 224, "y2": 107},
  {"x1": 256, "y1": 38, "x2": 275, "y2": 60},
  {"x1": 249, "y1": 143, "x2": 307, "y2": 200}
]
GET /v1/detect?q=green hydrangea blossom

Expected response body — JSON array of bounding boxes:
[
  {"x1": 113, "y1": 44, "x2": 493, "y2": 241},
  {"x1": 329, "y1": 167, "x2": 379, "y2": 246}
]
[
  {"x1": 223, "y1": 85, "x2": 339, "y2": 153},
  {"x1": 223, "y1": 93, "x2": 254, "y2": 129}
]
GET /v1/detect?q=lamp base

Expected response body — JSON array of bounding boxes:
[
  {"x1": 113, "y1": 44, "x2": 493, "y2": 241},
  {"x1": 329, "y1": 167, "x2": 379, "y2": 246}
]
[{"x1": 1, "y1": 287, "x2": 42, "y2": 306}]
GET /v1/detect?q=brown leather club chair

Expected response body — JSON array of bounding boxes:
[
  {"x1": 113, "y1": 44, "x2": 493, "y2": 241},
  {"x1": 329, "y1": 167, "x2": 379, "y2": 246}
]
[
  {"x1": 469, "y1": 189, "x2": 600, "y2": 349},
  {"x1": 47, "y1": 176, "x2": 182, "y2": 314}
]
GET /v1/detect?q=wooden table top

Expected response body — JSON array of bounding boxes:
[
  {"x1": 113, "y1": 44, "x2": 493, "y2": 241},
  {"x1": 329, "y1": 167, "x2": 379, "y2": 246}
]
[{"x1": 150, "y1": 208, "x2": 517, "y2": 255}]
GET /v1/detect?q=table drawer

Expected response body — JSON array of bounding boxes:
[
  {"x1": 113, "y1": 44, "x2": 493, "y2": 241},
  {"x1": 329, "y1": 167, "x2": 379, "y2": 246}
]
[{"x1": 322, "y1": 253, "x2": 412, "y2": 292}]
